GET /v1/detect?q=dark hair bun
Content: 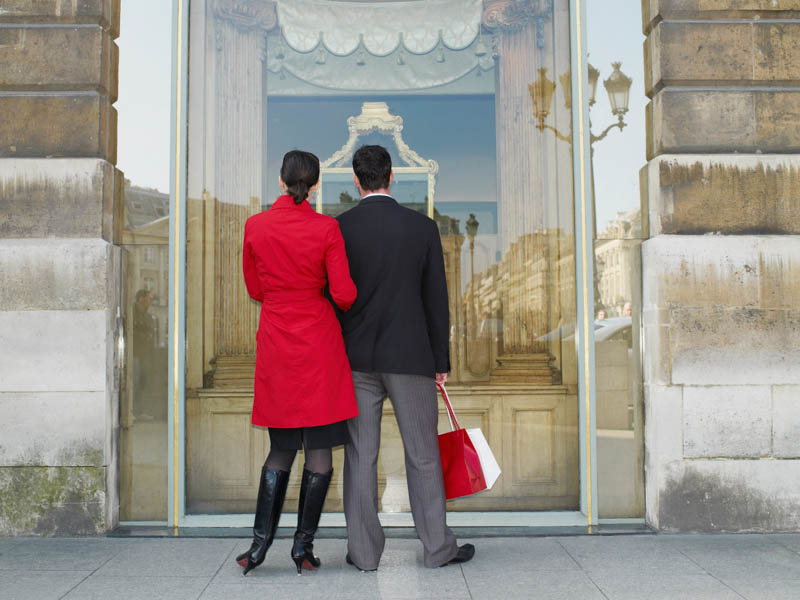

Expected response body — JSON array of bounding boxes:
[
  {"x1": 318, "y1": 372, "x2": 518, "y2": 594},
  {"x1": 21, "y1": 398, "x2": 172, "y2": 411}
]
[{"x1": 280, "y1": 150, "x2": 320, "y2": 204}]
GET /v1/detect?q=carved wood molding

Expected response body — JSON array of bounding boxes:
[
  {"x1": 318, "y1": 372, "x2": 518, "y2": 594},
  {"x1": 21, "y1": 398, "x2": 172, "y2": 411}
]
[
  {"x1": 214, "y1": 0, "x2": 277, "y2": 32},
  {"x1": 482, "y1": 0, "x2": 553, "y2": 32}
]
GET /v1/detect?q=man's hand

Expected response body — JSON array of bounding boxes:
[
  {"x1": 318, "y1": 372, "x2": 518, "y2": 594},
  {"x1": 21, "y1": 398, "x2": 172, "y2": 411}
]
[{"x1": 435, "y1": 372, "x2": 448, "y2": 386}]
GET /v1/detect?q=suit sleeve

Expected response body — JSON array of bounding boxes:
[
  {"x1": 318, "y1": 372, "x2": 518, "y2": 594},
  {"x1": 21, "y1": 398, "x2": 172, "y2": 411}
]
[
  {"x1": 325, "y1": 220, "x2": 357, "y2": 312},
  {"x1": 242, "y1": 220, "x2": 264, "y2": 302},
  {"x1": 421, "y1": 221, "x2": 451, "y2": 373}
]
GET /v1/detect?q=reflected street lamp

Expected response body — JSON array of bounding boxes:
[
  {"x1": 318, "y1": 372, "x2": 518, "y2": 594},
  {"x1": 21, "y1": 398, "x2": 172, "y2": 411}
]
[
  {"x1": 528, "y1": 62, "x2": 632, "y2": 147},
  {"x1": 466, "y1": 213, "x2": 480, "y2": 339},
  {"x1": 529, "y1": 62, "x2": 633, "y2": 314}
]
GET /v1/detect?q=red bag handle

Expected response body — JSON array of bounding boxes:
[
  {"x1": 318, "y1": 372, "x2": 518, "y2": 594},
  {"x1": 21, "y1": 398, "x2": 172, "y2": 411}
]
[{"x1": 436, "y1": 383, "x2": 462, "y2": 431}]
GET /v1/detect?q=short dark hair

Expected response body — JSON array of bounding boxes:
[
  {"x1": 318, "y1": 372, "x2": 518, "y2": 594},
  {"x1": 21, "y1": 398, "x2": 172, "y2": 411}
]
[
  {"x1": 280, "y1": 150, "x2": 320, "y2": 204},
  {"x1": 352, "y1": 145, "x2": 391, "y2": 192}
]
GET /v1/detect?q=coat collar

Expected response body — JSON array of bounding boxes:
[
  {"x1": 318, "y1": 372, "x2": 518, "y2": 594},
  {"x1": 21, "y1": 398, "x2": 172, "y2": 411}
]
[{"x1": 270, "y1": 194, "x2": 314, "y2": 211}]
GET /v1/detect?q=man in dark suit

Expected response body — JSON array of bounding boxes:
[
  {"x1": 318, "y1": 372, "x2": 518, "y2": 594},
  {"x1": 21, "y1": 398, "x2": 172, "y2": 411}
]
[{"x1": 335, "y1": 145, "x2": 475, "y2": 571}]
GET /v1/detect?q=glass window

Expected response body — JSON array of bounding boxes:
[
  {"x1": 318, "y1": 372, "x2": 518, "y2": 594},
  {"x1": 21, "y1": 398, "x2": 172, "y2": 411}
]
[
  {"x1": 117, "y1": 0, "x2": 173, "y2": 521},
  {"x1": 183, "y1": 0, "x2": 582, "y2": 517},
  {"x1": 587, "y1": 0, "x2": 646, "y2": 518}
]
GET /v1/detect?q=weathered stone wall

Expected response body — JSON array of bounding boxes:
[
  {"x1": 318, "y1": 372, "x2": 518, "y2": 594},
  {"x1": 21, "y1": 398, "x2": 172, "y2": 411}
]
[
  {"x1": 0, "y1": 1, "x2": 121, "y2": 535},
  {"x1": 641, "y1": 0, "x2": 800, "y2": 531}
]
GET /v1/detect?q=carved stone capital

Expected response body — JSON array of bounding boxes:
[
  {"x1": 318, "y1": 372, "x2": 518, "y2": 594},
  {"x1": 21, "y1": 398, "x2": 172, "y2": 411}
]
[
  {"x1": 482, "y1": 0, "x2": 553, "y2": 32},
  {"x1": 214, "y1": 0, "x2": 277, "y2": 32}
]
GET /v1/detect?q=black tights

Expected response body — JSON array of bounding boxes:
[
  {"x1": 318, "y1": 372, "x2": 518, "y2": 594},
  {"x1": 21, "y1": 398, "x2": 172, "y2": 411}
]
[{"x1": 264, "y1": 446, "x2": 332, "y2": 474}]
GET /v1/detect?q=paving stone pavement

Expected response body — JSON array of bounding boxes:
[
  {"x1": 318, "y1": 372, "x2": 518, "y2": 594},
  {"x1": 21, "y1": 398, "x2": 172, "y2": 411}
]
[{"x1": 0, "y1": 533, "x2": 799, "y2": 599}]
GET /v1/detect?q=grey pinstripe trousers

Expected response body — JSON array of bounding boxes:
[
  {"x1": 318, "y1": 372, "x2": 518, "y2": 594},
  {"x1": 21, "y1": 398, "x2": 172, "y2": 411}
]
[{"x1": 343, "y1": 371, "x2": 458, "y2": 569}]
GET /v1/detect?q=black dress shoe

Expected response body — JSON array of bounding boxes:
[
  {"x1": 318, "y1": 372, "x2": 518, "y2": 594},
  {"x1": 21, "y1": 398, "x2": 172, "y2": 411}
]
[
  {"x1": 444, "y1": 543, "x2": 475, "y2": 566},
  {"x1": 346, "y1": 553, "x2": 377, "y2": 572}
]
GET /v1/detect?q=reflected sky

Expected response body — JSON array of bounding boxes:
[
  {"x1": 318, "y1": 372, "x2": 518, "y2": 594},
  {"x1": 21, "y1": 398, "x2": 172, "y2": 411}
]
[{"x1": 265, "y1": 96, "x2": 497, "y2": 212}]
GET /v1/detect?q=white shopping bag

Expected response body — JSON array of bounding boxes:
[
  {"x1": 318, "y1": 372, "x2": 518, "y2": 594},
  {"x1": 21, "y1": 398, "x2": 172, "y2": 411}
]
[{"x1": 465, "y1": 429, "x2": 501, "y2": 491}]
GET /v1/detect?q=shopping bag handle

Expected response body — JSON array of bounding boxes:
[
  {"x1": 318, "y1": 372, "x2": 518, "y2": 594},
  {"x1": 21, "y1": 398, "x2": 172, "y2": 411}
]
[{"x1": 436, "y1": 383, "x2": 462, "y2": 431}]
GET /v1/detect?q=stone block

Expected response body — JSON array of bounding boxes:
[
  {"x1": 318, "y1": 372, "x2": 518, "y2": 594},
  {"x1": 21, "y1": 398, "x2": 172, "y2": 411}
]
[
  {"x1": 648, "y1": 90, "x2": 800, "y2": 158},
  {"x1": 0, "y1": 94, "x2": 117, "y2": 161},
  {"x1": 754, "y1": 24, "x2": 800, "y2": 82},
  {"x1": 0, "y1": 392, "x2": 105, "y2": 466},
  {"x1": 647, "y1": 91, "x2": 756, "y2": 159},
  {"x1": 644, "y1": 384, "x2": 683, "y2": 464},
  {"x1": 645, "y1": 22, "x2": 754, "y2": 96},
  {"x1": 773, "y1": 385, "x2": 800, "y2": 458},
  {"x1": 652, "y1": 458, "x2": 800, "y2": 531},
  {"x1": 0, "y1": 159, "x2": 122, "y2": 241},
  {"x1": 0, "y1": 0, "x2": 117, "y2": 35},
  {"x1": 0, "y1": 26, "x2": 115, "y2": 95},
  {"x1": 643, "y1": 0, "x2": 800, "y2": 34},
  {"x1": 0, "y1": 239, "x2": 112, "y2": 311},
  {"x1": 644, "y1": 155, "x2": 800, "y2": 236},
  {"x1": 755, "y1": 92, "x2": 800, "y2": 151},
  {"x1": 683, "y1": 385, "x2": 771, "y2": 458},
  {"x1": 643, "y1": 384, "x2": 682, "y2": 524},
  {"x1": 0, "y1": 310, "x2": 108, "y2": 393},
  {"x1": 642, "y1": 236, "x2": 800, "y2": 386},
  {"x1": 0, "y1": 466, "x2": 105, "y2": 535}
]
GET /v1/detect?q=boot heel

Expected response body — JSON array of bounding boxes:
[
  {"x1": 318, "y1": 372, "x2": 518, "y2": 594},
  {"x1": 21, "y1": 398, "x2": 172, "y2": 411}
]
[{"x1": 293, "y1": 556, "x2": 304, "y2": 574}]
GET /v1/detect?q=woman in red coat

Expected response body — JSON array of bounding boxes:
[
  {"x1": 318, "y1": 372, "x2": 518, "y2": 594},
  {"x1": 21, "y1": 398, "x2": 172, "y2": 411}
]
[{"x1": 236, "y1": 150, "x2": 358, "y2": 576}]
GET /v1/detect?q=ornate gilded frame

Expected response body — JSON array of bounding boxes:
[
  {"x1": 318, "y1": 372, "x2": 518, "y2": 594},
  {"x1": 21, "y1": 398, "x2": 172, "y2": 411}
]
[{"x1": 314, "y1": 102, "x2": 439, "y2": 218}]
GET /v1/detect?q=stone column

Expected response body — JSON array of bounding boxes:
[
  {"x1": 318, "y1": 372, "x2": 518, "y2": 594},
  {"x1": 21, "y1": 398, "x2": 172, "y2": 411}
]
[
  {"x1": 212, "y1": 0, "x2": 276, "y2": 360},
  {"x1": 0, "y1": 0, "x2": 123, "y2": 534},
  {"x1": 482, "y1": 0, "x2": 568, "y2": 381},
  {"x1": 641, "y1": 0, "x2": 800, "y2": 531}
]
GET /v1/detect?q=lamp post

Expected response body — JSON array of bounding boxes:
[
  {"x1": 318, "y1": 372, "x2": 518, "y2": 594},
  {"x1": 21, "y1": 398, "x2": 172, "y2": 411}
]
[
  {"x1": 528, "y1": 62, "x2": 632, "y2": 312},
  {"x1": 465, "y1": 213, "x2": 480, "y2": 346},
  {"x1": 528, "y1": 61, "x2": 632, "y2": 148}
]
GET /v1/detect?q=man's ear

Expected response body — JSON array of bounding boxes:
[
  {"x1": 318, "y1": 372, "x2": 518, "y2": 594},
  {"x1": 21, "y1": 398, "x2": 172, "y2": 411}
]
[{"x1": 389, "y1": 170, "x2": 395, "y2": 185}]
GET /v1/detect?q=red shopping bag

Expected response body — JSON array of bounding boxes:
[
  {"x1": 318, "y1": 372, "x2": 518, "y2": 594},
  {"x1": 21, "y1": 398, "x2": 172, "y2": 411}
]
[{"x1": 437, "y1": 383, "x2": 487, "y2": 499}]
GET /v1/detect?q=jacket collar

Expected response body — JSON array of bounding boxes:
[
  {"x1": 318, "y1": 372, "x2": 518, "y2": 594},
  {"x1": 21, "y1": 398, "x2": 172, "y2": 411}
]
[
  {"x1": 358, "y1": 194, "x2": 396, "y2": 206},
  {"x1": 270, "y1": 194, "x2": 314, "y2": 211}
]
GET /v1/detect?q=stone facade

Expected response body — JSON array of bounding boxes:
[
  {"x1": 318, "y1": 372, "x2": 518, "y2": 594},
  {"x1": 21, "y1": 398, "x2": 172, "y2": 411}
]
[
  {"x1": 0, "y1": 1, "x2": 122, "y2": 535},
  {"x1": 641, "y1": 0, "x2": 800, "y2": 530}
]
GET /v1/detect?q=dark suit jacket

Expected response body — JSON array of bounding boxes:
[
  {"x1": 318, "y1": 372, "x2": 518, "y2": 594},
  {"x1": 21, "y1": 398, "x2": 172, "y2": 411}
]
[{"x1": 334, "y1": 194, "x2": 450, "y2": 378}]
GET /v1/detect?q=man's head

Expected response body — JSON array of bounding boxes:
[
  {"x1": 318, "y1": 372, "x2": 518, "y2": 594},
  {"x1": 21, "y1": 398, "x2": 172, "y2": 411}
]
[
  {"x1": 136, "y1": 289, "x2": 152, "y2": 310},
  {"x1": 352, "y1": 145, "x2": 393, "y2": 196}
]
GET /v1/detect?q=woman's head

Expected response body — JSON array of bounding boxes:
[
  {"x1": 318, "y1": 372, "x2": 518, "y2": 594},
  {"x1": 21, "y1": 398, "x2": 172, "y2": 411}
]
[{"x1": 280, "y1": 150, "x2": 320, "y2": 204}]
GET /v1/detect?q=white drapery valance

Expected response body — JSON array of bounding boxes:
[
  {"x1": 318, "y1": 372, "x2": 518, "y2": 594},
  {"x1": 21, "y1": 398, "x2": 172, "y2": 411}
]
[{"x1": 276, "y1": 0, "x2": 483, "y2": 56}]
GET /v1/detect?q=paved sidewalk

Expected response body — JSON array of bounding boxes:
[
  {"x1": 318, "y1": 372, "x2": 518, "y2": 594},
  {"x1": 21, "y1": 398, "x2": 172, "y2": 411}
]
[{"x1": 1, "y1": 533, "x2": 799, "y2": 599}]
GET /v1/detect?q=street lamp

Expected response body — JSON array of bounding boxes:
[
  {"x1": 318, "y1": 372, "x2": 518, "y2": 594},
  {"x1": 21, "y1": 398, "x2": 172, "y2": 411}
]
[
  {"x1": 529, "y1": 62, "x2": 633, "y2": 314},
  {"x1": 528, "y1": 62, "x2": 632, "y2": 146},
  {"x1": 465, "y1": 213, "x2": 480, "y2": 350}
]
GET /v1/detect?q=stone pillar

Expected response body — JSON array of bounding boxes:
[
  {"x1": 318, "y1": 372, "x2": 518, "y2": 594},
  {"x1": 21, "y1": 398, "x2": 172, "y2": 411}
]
[
  {"x1": 641, "y1": 0, "x2": 800, "y2": 531},
  {"x1": 212, "y1": 0, "x2": 276, "y2": 359},
  {"x1": 0, "y1": 0, "x2": 122, "y2": 534},
  {"x1": 482, "y1": 0, "x2": 569, "y2": 381}
]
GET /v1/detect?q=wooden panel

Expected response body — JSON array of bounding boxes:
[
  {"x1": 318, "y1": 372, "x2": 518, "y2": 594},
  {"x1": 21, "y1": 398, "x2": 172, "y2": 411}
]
[{"x1": 186, "y1": 385, "x2": 579, "y2": 514}]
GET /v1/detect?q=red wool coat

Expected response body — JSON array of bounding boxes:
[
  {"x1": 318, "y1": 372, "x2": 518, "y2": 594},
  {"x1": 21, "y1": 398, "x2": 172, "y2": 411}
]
[{"x1": 242, "y1": 195, "x2": 358, "y2": 428}]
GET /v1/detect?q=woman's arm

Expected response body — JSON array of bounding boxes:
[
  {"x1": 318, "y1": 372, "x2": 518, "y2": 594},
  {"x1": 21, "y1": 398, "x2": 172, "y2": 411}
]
[
  {"x1": 325, "y1": 220, "x2": 357, "y2": 312},
  {"x1": 242, "y1": 220, "x2": 264, "y2": 302}
]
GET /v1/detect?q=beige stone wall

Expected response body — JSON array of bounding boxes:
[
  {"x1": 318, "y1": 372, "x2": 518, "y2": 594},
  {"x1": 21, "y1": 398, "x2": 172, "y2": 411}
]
[
  {"x1": 0, "y1": 1, "x2": 122, "y2": 535},
  {"x1": 641, "y1": 1, "x2": 800, "y2": 531}
]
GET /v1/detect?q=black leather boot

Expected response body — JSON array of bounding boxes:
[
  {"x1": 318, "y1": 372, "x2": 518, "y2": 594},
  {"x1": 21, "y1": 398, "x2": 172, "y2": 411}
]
[
  {"x1": 291, "y1": 468, "x2": 332, "y2": 574},
  {"x1": 236, "y1": 467, "x2": 290, "y2": 576}
]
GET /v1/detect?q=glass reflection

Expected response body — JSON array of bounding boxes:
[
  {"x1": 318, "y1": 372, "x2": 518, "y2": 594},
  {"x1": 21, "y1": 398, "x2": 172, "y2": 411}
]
[
  {"x1": 587, "y1": 0, "x2": 646, "y2": 518},
  {"x1": 185, "y1": 0, "x2": 580, "y2": 516},
  {"x1": 117, "y1": 0, "x2": 172, "y2": 521}
]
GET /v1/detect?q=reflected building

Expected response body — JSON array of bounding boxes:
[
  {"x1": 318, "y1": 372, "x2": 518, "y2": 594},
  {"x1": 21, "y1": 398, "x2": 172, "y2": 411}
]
[
  {"x1": 181, "y1": 0, "x2": 580, "y2": 514},
  {"x1": 595, "y1": 207, "x2": 641, "y2": 317}
]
